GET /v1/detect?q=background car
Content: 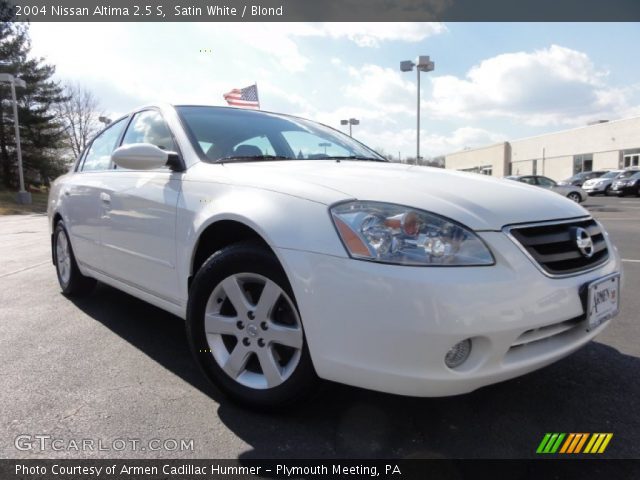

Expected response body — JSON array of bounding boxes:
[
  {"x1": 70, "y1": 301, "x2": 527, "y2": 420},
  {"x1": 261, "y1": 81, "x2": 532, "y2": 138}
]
[
  {"x1": 505, "y1": 175, "x2": 587, "y2": 203},
  {"x1": 582, "y1": 170, "x2": 623, "y2": 196},
  {"x1": 610, "y1": 170, "x2": 640, "y2": 196},
  {"x1": 558, "y1": 170, "x2": 607, "y2": 187}
]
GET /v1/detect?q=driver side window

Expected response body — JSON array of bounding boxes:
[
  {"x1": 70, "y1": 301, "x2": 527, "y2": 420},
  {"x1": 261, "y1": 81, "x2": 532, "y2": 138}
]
[
  {"x1": 537, "y1": 177, "x2": 556, "y2": 187},
  {"x1": 121, "y1": 110, "x2": 177, "y2": 152}
]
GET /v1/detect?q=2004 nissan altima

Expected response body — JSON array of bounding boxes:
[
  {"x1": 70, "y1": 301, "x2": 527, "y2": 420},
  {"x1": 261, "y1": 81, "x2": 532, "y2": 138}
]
[{"x1": 48, "y1": 105, "x2": 622, "y2": 409}]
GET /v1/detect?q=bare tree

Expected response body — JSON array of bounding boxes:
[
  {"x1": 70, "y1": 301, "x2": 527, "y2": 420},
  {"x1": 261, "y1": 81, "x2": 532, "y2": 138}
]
[{"x1": 58, "y1": 82, "x2": 103, "y2": 159}]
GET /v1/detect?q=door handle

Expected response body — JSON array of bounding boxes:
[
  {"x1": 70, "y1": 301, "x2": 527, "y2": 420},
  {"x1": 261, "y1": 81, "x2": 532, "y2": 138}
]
[{"x1": 100, "y1": 192, "x2": 111, "y2": 205}]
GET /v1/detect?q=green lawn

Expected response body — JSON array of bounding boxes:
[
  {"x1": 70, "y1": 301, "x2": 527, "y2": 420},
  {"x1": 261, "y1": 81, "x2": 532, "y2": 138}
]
[{"x1": 0, "y1": 188, "x2": 48, "y2": 215}]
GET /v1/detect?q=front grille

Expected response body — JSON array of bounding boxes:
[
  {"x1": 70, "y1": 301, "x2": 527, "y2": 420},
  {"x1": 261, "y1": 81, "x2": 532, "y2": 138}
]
[{"x1": 508, "y1": 218, "x2": 609, "y2": 275}]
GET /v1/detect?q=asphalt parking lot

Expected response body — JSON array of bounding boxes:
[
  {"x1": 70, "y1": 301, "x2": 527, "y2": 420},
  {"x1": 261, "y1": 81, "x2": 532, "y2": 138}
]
[{"x1": 1, "y1": 195, "x2": 638, "y2": 460}]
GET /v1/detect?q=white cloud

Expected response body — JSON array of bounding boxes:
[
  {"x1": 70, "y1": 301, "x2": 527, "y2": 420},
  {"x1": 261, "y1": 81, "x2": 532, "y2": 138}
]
[
  {"x1": 310, "y1": 22, "x2": 447, "y2": 47},
  {"x1": 426, "y1": 45, "x2": 638, "y2": 126},
  {"x1": 198, "y1": 22, "x2": 446, "y2": 73},
  {"x1": 343, "y1": 64, "x2": 416, "y2": 116},
  {"x1": 355, "y1": 126, "x2": 506, "y2": 159}
]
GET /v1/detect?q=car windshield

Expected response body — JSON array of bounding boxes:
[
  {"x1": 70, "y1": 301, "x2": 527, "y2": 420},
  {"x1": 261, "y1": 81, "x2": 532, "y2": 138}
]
[
  {"x1": 176, "y1": 106, "x2": 385, "y2": 163},
  {"x1": 600, "y1": 171, "x2": 620, "y2": 179},
  {"x1": 567, "y1": 173, "x2": 589, "y2": 181},
  {"x1": 618, "y1": 170, "x2": 639, "y2": 179}
]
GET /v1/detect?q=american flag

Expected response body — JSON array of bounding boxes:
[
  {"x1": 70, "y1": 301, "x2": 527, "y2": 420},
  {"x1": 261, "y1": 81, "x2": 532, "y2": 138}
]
[{"x1": 223, "y1": 84, "x2": 260, "y2": 109}]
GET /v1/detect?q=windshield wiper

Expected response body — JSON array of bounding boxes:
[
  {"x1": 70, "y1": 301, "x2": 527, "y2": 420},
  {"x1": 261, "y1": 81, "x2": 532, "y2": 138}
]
[
  {"x1": 325, "y1": 155, "x2": 387, "y2": 162},
  {"x1": 216, "y1": 155, "x2": 294, "y2": 164}
]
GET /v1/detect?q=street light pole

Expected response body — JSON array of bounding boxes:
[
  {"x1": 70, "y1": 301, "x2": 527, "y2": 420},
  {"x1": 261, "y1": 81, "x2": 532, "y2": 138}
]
[
  {"x1": 340, "y1": 118, "x2": 360, "y2": 137},
  {"x1": 400, "y1": 56, "x2": 435, "y2": 162},
  {"x1": 0, "y1": 73, "x2": 30, "y2": 204},
  {"x1": 10, "y1": 79, "x2": 25, "y2": 196},
  {"x1": 416, "y1": 67, "x2": 421, "y2": 161}
]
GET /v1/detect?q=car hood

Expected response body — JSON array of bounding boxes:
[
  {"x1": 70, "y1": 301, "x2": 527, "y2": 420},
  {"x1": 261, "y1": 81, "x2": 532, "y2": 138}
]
[{"x1": 211, "y1": 160, "x2": 589, "y2": 231}]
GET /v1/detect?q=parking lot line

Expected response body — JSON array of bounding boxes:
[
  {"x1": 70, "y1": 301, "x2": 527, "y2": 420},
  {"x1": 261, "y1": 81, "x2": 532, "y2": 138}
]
[
  {"x1": 0, "y1": 260, "x2": 49, "y2": 279},
  {"x1": 622, "y1": 259, "x2": 640, "y2": 263}
]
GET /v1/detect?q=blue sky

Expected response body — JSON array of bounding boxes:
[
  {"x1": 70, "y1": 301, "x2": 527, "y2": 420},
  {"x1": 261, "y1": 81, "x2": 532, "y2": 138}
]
[{"x1": 29, "y1": 22, "x2": 640, "y2": 159}]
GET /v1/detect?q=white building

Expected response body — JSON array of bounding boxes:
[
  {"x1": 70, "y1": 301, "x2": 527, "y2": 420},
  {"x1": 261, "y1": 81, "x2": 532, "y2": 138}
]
[{"x1": 445, "y1": 116, "x2": 640, "y2": 181}]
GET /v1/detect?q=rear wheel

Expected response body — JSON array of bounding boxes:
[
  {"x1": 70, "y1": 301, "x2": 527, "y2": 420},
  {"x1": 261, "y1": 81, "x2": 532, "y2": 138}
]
[
  {"x1": 604, "y1": 185, "x2": 611, "y2": 196},
  {"x1": 53, "y1": 221, "x2": 96, "y2": 296},
  {"x1": 187, "y1": 241, "x2": 317, "y2": 410}
]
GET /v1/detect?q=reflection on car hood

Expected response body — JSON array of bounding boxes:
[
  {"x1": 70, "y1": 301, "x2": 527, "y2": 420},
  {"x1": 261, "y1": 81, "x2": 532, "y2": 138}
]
[{"x1": 204, "y1": 160, "x2": 589, "y2": 231}]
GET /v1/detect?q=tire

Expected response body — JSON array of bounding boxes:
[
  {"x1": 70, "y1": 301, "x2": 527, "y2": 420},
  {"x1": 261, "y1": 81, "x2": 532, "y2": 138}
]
[
  {"x1": 604, "y1": 185, "x2": 611, "y2": 196},
  {"x1": 567, "y1": 192, "x2": 581, "y2": 203},
  {"x1": 53, "y1": 221, "x2": 97, "y2": 296},
  {"x1": 186, "y1": 241, "x2": 318, "y2": 410}
]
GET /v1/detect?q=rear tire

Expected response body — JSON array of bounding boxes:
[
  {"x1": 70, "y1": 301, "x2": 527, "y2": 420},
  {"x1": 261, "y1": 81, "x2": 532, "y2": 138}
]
[
  {"x1": 53, "y1": 221, "x2": 97, "y2": 296},
  {"x1": 186, "y1": 241, "x2": 318, "y2": 410}
]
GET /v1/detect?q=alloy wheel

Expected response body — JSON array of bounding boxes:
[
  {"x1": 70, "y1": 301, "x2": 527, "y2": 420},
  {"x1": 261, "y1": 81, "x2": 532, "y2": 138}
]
[
  {"x1": 204, "y1": 273, "x2": 303, "y2": 389},
  {"x1": 56, "y1": 229, "x2": 72, "y2": 285}
]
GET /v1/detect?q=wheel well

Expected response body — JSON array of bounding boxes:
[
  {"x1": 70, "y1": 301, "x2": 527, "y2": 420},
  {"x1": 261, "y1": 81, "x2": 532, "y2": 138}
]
[
  {"x1": 51, "y1": 213, "x2": 63, "y2": 265},
  {"x1": 190, "y1": 220, "x2": 272, "y2": 288}
]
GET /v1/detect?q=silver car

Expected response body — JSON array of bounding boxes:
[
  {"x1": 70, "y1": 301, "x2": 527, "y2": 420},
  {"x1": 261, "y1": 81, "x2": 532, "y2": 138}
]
[
  {"x1": 505, "y1": 175, "x2": 588, "y2": 203},
  {"x1": 582, "y1": 170, "x2": 624, "y2": 196}
]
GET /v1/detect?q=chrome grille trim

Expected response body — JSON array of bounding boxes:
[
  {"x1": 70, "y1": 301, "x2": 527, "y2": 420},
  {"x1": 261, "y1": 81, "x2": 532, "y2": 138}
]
[{"x1": 503, "y1": 216, "x2": 610, "y2": 278}]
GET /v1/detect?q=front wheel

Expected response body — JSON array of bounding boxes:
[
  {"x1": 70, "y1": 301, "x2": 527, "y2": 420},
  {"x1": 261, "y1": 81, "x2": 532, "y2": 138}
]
[
  {"x1": 187, "y1": 241, "x2": 318, "y2": 410},
  {"x1": 567, "y1": 192, "x2": 581, "y2": 203},
  {"x1": 53, "y1": 221, "x2": 97, "y2": 296}
]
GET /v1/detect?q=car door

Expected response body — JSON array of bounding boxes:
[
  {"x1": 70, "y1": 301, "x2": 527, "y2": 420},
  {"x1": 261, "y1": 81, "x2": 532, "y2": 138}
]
[
  {"x1": 63, "y1": 117, "x2": 129, "y2": 271},
  {"x1": 98, "y1": 109, "x2": 183, "y2": 305}
]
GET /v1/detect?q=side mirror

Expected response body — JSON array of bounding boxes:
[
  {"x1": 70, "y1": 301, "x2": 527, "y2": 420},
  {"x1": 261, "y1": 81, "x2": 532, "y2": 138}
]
[{"x1": 111, "y1": 143, "x2": 170, "y2": 170}]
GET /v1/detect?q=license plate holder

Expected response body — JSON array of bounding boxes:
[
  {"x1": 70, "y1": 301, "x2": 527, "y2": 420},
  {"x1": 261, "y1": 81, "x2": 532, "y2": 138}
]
[{"x1": 585, "y1": 273, "x2": 620, "y2": 331}]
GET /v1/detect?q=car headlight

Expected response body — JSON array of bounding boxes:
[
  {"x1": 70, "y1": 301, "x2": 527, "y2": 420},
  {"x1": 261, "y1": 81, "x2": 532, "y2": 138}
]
[{"x1": 330, "y1": 201, "x2": 494, "y2": 266}]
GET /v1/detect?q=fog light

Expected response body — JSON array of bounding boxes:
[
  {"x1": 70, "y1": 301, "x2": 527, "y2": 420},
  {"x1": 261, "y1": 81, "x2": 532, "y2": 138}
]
[{"x1": 445, "y1": 339, "x2": 472, "y2": 369}]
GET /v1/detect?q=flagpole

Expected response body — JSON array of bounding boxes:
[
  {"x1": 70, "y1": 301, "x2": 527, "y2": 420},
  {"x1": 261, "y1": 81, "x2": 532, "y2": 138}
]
[{"x1": 255, "y1": 81, "x2": 260, "y2": 109}]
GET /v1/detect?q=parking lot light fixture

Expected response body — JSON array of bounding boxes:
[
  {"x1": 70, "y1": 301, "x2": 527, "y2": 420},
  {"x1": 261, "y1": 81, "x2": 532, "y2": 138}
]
[
  {"x1": 400, "y1": 56, "x2": 435, "y2": 161},
  {"x1": 0, "y1": 73, "x2": 30, "y2": 204},
  {"x1": 340, "y1": 118, "x2": 360, "y2": 137}
]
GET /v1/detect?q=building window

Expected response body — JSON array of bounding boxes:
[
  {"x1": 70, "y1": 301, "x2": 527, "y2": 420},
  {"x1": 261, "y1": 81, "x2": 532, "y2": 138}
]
[
  {"x1": 624, "y1": 154, "x2": 639, "y2": 168},
  {"x1": 573, "y1": 154, "x2": 593, "y2": 174},
  {"x1": 480, "y1": 165, "x2": 493, "y2": 176}
]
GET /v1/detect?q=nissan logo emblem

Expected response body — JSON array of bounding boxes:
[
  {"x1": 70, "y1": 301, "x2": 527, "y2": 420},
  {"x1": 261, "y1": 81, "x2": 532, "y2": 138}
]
[{"x1": 575, "y1": 227, "x2": 594, "y2": 258}]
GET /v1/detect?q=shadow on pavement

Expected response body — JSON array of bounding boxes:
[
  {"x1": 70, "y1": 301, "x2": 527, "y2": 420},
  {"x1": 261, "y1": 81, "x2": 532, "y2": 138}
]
[{"x1": 71, "y1": 283, "x2": 640, "y2": 459}]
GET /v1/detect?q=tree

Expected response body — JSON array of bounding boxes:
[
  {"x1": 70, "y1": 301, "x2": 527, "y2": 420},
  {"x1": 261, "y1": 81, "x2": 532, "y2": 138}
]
[
  {"x1": 58, "y1": 82, "x2": 103, "y2": 159},
  {"x1": 0, "y1": 2, "x2": 68, "y2": 188}
]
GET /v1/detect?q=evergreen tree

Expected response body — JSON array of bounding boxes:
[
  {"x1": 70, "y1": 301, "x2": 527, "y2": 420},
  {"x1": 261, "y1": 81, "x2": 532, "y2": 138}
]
[{"x1": 0, "y1": 1, "x2": 68, "y2": 188}]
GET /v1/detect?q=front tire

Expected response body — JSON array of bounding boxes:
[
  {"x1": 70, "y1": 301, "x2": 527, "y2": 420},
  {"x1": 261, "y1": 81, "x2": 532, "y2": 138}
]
[
  {"x1": 53, "y1": 221, "x2": 97, "y2": 296},
  {"x1": 567, "y1": 192, "x2": 581, "y2": 203},
  {"x1": 187, "y1": 241, "x2": 318, "y2": 410}
]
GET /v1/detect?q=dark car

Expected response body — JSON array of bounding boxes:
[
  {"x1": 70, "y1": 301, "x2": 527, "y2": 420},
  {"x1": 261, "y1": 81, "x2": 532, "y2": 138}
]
[
  {"x1": 505, "y1": 175, "x2": 587, "y2": 203},
  {"x1": 557, "y1": 170, "x2": 608, "y2": 187},
  {"x1": 610, "y1": 170, "x2": 640, "y2": 196}
]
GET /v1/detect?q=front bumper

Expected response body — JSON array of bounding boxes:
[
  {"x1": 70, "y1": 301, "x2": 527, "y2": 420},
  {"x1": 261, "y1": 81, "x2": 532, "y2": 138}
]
[
  {"x1": 583, "y1": 184, "x2": 607, "y2": 194},
  {"x1": 276, "y1": 230, "x2": 621, "y2": 397},
  {"x1": 611, "y1": 185, "x2": 636, "y2": 195}
]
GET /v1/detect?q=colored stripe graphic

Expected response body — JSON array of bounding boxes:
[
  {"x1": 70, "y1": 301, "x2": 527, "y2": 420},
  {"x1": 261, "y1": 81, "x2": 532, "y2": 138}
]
[
  {"x1": 536, "y1": 433, "x2": 565, "y2": 454},
  {"x1": 538, "y1": 433, "x2": 613, "y2": 454}
]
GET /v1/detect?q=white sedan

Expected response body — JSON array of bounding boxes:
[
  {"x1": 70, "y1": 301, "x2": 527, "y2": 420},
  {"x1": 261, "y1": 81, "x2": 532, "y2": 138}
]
[{"x1": 48, "y1": 105, "x2": 622, "y2": 409}]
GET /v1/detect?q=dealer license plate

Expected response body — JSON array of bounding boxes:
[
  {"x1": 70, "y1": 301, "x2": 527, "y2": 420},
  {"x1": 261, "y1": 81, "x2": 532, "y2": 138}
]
[{"x1": 586, "y1": 274, "x2": 620, "y2": 330}]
